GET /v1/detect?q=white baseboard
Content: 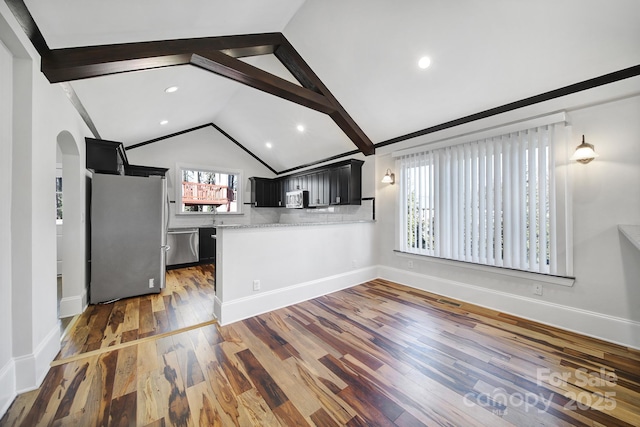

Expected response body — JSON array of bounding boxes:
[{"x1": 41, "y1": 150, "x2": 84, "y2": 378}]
[
  {"x1": 33, "y1": 326, "x2": 61, "y2": 388},
  {"x1": 13, "y1": 354, "x2": 35, "y2": 394},
  {"x1": 216, "y1": 266, "x2": 378, "y2": 325},
  {"x1": 379, "y1": 266, "x2": 640, "y2": 350},
  {"x1": 213, "y1": 295, "x2": 222, "y2": 322},
  {"x1": 0, "y1": 359, "x2": 16, "y2": 419},
  {"x1": 59, "y1": 289, "x2": 86, "y2": 318},
  {"x1": 14, "y1": 324, "x2": 60, "y2": 394}
]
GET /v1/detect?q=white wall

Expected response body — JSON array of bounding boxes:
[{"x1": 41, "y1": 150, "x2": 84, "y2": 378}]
[
  {"x1": 569, "y1": 97, "x2": 640, "y2": 320},
  {"x1": 375, "y1": 86, "x2": 640, "y2": 348},
  {"x1": 0, "y1": 2, "x2": 91, "y2": 417},
  {"x1": 215, "y1": 222, "x2": 377, "y2": 324},
  {"x1": 126, "y1": 125, "x2": 277, "y2": 228},
  {"x1": 0, "y1": 34, "x2": 15, "y2": 416}
]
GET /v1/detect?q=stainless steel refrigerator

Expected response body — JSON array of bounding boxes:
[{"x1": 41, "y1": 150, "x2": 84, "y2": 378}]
[{"x1": 90, "y1": 172, "x2": 168, "y2": 303}]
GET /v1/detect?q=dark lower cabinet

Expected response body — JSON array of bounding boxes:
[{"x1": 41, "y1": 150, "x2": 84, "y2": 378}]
[{"x1": 199, "y1": 228, "x2": 216, "y2": 264}]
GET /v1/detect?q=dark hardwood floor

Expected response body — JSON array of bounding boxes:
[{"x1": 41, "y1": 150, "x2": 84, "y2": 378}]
[
  {"x1": 57, "y1": 264, "x2": 215, "y2": 362},
  {"x1": 2, "y1": 273, "x2": 639, "y2": 426}
]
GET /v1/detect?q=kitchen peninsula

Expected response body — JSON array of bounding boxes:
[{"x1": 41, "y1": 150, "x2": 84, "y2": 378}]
[{"x1": 213, "y1": 219, "x2": 376, "y2": 324}]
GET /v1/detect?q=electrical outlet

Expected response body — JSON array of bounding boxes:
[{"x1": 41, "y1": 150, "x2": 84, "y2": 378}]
[
  {"x1": 253, "y1": 280, "x2": 261, "y2": 291},
  {"x1": 533, "y1": 284, "x2": 543, "y2": 296},
  {"x1": 149, "y1": 278, "x2": 154, "y2": 288},
  {"x1": 408, "y1": 260, "x2": 414, "y2": 269}
]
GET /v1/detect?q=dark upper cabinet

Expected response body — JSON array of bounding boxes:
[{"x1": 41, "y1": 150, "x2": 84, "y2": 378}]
[
  {"x1": 250, "y1": 177, "x2": 281, "y2": 207},
  {"x1": 330, "y1": 161, "x2": 362, "y2": 205},
  {"x1": 307, "y1": 170, "x2": 330, "y2": 207},
  {"x1": 199, "y1": 227, "x2": 216, "y2": 263},
  {"x1": 123, "y1": 164, "x2": 169, "y2": 177},
  {"x1": 276, "y1": 179, "x2": 285, "y2": 207},
  {"x1": 85, "y1": 138, "x2": 127, "y2": 174},
  {"x1": 86, "y1": 137, "x2": 168, "y2": 177},
  {"x1": 250, "y1": 159, "x2": 363, "y2": 208},
  {"x1": 319, "y1": 170, "x2": 331, "y2": 206}
]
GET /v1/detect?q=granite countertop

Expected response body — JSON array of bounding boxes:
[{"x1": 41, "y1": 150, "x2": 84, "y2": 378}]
[
  {"x1": 213, "y1": 220, "x2": 375, "y2": 229},
  {"x1": 167, "y1": 226, "x2": 200, "y2": 231}
]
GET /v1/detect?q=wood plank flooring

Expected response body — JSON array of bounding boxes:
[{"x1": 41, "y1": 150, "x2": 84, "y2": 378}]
[
  {"x1": 2, "y1": 275, "x2": 640, "y2": 426},
  {"x1": 57, "y1": 264, "x2": 215, "y2": 361}
]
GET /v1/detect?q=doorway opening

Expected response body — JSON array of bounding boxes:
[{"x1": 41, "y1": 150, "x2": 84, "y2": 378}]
[{"x1": 56, "y1": 130, "x2": 83, "y2": 337}]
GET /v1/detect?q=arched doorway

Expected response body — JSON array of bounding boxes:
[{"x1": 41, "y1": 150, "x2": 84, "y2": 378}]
[{"x1": 56, "y1": 130, "x2": 85, "y2": 323}]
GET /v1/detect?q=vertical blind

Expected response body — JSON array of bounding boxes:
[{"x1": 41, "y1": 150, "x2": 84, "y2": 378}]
[{"x1": 398, "y1": 125, "x2": 557, "y2": 275}]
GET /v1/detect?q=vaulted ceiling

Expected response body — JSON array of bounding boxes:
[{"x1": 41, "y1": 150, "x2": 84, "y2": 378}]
[{"x1": 10, "y1": 0, "x2": 640, "y2": 173}]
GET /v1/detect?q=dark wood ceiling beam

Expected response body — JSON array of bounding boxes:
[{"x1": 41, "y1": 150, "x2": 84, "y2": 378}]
[
  {"x1": 44, "y1": 54, "x2": 193, "y2": 82},
  {"x1": 5, "y1": 0, "x2": 374, "y2": 157},
  {"x1": 41, "y1": 33, "x2": 284, "y2": 82},
  {"x1": 275, "y1": 39, "x2": 375, "y2": 155},
  {"x1": 274, "y1": 45, "x2": 320, "y2": 93},
  {"x1": 220, "y1": 45, "x2": 277, "y2": 58},
  {"x1": 190, "y1": 52, "x2": 337, "y2": 114},
  {"x1": 329, "y1": 110, "x2": 375, "y2": 156},
  {"x1": 4, "y1": 0, "x2": 50, "y2": 57}
]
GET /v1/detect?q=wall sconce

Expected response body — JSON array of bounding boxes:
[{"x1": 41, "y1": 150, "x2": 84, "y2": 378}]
[
  {"x1": 381, "y1": 168, "x2": 395, "y2": 184},
  {"x1": 571, "y1": 135, "x2": 599, "y2": 164}
]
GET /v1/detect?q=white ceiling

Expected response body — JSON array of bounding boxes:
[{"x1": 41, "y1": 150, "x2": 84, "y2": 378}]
[{"x1": 23, "y1": 0, "x2": 640, "y2": 172}]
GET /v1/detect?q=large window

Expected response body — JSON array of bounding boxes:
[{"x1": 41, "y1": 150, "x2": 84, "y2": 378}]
[
  {"x1": 176, "y1": 164, "x2": 242, "y2": 214},
  {"x1": 398, "y1": 123, "x2": 569, "y2": 276}
]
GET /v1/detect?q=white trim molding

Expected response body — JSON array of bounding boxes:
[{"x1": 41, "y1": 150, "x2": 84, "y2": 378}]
[
  {"x1": 395, "y1": 251, "x2": 575, "y2": 287},
  {"x1": 379, "y1": 265, "x2": 640, "y2": 350},
  {"x1": 14, "y1": 325, "x2": 60, "y2": 394},
  {"x1": 0, "y1": 359, "x2": 16, "y2": 418},
  {"x1": 215, "y1": 266, "x2": 378, "y2": 325},
  {"x1": 59, "y1": 289, "x2": 87, "y2": 318},
  {"x1": 13, "y1": 353, "x2": 35, "y2": 393},
  {"x1": 33, "y1": 326, "x2": 61, "y2": 389}
]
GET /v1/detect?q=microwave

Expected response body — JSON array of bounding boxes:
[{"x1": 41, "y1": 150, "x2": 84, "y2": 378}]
[{"x1": 285, "y1": 190, "x2": 309, "y2": 208}]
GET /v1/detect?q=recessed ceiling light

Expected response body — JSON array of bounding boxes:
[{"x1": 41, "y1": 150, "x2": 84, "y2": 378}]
[
  {"x1": 164, "y1": 86, "x2": 179, "y2": 93},
  {"x1": 296, "y1": 124, "x2": 305, "y2": 132},
  {"x1": 160, "y1": 120, "x2": 169, "y2": 125},
  {"x1": 265, "y1": 142, "x2": 273, "y2": 149},
  {"x1": 418, "y1": 56, "x2": 431, "y2": 69}
]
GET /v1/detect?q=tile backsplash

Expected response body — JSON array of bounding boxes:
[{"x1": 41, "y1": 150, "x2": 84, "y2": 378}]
[
  {"x1": 278, "y1": 199, "x2": 374, "y2": 224},
  {"x1": 168, "y1": 199, "x2": 374, "y2": 229}
]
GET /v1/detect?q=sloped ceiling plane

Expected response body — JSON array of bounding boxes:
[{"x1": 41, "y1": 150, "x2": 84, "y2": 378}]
[{"x1": 6, "y1": 0, "x2": 640, "y2": 173}]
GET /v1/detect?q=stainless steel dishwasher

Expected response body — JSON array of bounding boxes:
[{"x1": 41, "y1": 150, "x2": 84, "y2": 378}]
[{"x1": 166, "y1": 228, "x2": 199, "y2": 266}]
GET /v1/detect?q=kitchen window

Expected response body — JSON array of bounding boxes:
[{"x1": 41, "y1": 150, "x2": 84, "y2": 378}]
[
  {"x1": 176, "y1": 163, "x2": 242, "y2": 214},
  {"x1": 396, "y1": 117, "x2": 571, "y2": 277}
]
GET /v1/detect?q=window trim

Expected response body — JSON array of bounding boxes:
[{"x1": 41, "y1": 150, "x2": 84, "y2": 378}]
[
  {"x1": 394, "y1": 250, "x2": 575, "y2": 287},
  {"x1": 175, "y1": 162, "x2": 243, "y2": 216}
]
